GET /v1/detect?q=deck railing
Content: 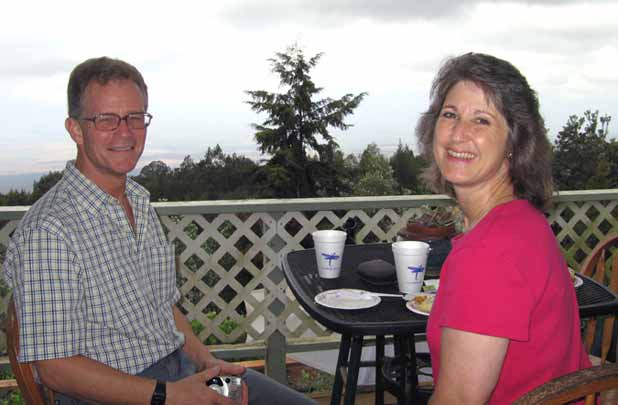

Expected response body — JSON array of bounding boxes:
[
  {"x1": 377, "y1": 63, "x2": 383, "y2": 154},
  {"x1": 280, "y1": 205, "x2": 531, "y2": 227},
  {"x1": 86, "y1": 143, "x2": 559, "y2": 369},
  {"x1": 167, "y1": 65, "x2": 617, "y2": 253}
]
[{"x1": 1, "y1": 190, "x2": 617, "y2": 381}]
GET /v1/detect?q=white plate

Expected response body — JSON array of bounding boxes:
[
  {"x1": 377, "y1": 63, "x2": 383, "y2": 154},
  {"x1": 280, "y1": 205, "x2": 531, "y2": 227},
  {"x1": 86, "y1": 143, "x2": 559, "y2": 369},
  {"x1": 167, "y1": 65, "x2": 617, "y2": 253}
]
[
  {"x1": 314, "y1": 289, "x2": 381, "y2": 310},
  {"x1": 406, "y1": 293, "x2": 435, "y2": 316}
]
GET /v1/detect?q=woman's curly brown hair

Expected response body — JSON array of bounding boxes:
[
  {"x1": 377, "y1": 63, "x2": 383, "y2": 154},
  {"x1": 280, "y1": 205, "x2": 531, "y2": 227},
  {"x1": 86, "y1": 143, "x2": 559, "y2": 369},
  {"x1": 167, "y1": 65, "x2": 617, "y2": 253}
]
[{"x1": 416, "y1": 52, "x2": 553, "y2": 211}]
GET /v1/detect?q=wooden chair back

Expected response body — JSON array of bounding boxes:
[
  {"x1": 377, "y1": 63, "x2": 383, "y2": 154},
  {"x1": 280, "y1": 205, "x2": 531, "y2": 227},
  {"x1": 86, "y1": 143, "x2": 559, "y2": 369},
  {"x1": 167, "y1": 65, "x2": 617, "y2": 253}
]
[
  {"x1": 6, "y1": 297, "x2": 54, "y2": 405},
  {"x1": 514, "y1": 363, "x2": 618, "y2": 405},
  {"x1": 579, "y1": 234, "x2": 618, "y2": 363}
]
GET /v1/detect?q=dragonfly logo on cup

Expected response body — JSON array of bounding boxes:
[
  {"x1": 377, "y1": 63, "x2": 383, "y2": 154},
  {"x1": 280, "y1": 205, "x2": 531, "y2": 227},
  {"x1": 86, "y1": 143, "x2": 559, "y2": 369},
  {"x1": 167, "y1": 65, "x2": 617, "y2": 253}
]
[
  {"x1": 321, "y1": 252, "x2": 340, "y2": 267},
  {"x1": 408, "y1": 265, "x2": 425, "y2": 280}
]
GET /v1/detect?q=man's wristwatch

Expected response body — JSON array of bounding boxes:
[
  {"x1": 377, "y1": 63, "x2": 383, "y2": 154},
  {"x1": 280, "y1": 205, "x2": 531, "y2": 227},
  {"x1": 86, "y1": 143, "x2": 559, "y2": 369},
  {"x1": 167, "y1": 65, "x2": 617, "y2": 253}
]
[{"x1": 151, "y1": 380, "x2": 166, "y2": 405}]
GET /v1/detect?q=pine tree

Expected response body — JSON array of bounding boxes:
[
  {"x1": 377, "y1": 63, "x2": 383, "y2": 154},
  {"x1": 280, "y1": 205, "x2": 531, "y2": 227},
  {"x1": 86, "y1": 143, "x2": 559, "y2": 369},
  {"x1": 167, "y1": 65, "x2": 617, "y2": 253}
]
[
  {"x1": 553, "y1": 111, "x2": 612, "y2": 190},
  {"x1": 246, "y1": 45, "x2": 366, "y2": 197}
]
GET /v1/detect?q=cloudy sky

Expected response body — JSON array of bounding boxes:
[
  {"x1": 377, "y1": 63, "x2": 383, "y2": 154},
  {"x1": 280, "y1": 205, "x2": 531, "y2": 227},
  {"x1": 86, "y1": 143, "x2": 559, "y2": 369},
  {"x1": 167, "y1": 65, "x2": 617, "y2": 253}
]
[{"x1": 1, "y1": 0, "x2": 617, "y2": 191}]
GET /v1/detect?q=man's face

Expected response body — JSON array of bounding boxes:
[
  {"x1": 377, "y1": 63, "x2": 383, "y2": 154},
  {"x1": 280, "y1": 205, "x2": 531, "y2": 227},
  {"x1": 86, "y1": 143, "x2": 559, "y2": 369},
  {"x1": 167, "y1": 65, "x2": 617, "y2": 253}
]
[{"x1": 67, "y1": 79, "x2": 147, "y2": 187}]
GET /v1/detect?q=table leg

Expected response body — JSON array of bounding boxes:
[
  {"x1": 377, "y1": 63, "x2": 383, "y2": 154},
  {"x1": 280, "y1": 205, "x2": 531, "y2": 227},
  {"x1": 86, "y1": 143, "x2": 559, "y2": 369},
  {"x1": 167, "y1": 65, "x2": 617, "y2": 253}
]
[
  {"x1": 395, "y1": 336, "x2": 406, "y2": 405},
  {"x1": 343, "y1": 335, "x2": 363, "y2": 405},
  {"x1": 392, "y1": 335, "x2": 420, "y2": 405},
  {"x1": 375, "y1": 335, "x2": 385, "y2": 405},
  {"x1": 331, "y1": 335, "x2": 351, "y2": 405},
  {"x1": 404, "y1": 335, "x2": 417, "y2": 405}
]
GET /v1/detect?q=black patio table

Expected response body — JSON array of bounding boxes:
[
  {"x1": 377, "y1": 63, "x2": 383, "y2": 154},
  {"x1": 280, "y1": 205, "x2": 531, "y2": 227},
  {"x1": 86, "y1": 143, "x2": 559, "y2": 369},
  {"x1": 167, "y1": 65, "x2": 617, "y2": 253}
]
[{"x1": 282, "y1": 242, "x2": 618, "y2": 405}]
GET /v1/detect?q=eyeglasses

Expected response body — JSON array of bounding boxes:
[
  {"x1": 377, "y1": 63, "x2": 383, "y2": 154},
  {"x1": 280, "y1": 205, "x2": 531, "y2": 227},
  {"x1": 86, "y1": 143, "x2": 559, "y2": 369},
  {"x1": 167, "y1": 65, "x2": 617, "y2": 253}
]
[{"x1": 80, "y1": 112, "x2": 153, "y2": 131}]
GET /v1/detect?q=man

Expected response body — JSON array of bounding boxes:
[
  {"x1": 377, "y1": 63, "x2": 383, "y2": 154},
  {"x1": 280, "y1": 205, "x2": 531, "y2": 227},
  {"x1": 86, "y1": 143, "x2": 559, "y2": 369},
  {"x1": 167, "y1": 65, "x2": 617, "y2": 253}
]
[{"x1": 3, "y1": 57, "x2": 315, "y2": 405}]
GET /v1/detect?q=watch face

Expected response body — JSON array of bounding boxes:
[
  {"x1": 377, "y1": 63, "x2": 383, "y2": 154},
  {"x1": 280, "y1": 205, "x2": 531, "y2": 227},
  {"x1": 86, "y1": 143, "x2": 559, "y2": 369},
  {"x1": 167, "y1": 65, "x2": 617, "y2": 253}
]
[{"x1": 151, "y1": 381, "x2": 166, "y2": 405}]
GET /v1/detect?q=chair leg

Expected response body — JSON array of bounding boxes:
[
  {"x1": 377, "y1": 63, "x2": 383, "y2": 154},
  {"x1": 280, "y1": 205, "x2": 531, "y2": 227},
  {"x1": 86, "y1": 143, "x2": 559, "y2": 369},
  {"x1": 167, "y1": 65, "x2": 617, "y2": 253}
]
[
  {"x1": 375, "y1": 335, "x2": 385, "y2": 405},
  {"x1": 331, "y1": 335, "x2": 352, "y2": 405}
]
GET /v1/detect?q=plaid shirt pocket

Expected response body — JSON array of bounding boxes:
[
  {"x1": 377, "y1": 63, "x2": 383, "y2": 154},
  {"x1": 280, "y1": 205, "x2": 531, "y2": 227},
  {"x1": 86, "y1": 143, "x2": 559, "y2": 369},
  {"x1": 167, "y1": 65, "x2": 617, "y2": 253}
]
[{"x1": 145, "y1": 242, "x2": 177, "y2": 306}]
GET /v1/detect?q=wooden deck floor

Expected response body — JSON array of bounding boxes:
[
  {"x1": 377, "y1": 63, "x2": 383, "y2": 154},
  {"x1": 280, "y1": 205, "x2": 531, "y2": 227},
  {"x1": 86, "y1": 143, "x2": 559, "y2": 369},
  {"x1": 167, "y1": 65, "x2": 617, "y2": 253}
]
[{"x1": 312, "y1": 390, "x2": 397, "y2": 405}]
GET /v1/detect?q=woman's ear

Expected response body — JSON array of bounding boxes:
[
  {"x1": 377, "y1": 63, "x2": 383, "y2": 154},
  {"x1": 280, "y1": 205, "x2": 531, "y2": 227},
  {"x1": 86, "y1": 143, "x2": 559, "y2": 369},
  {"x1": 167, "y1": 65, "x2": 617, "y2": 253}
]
[{"x1": 65, "y1": 117, "x2": 84, "y2": 145}]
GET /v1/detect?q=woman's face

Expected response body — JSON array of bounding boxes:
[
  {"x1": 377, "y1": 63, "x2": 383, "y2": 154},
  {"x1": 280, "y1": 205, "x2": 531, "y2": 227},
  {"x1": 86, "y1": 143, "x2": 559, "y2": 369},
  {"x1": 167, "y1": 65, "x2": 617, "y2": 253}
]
[{"x1": 433, "y1": 80, "x2": 511, "y2": 195}]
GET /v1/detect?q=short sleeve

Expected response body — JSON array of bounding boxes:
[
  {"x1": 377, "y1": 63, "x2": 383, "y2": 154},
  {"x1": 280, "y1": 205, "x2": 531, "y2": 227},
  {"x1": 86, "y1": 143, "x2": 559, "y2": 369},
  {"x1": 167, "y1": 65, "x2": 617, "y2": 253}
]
[
  {"x1": 437, "y1": 245, "x2": 534, "y2": 341},
  {"x1": 6, "y1": 227, "x2": 84, "y2": 362}
]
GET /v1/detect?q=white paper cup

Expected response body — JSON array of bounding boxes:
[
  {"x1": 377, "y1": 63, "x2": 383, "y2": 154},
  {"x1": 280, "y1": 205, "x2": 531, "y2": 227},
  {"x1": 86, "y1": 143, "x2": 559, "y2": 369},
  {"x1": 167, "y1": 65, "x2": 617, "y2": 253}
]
[
  {"x1": 312, "y1": 230, "x2": 346, "y2": 279},
  {"x1": 392, "y1": 241, "x2": 430, "y2": 293}
]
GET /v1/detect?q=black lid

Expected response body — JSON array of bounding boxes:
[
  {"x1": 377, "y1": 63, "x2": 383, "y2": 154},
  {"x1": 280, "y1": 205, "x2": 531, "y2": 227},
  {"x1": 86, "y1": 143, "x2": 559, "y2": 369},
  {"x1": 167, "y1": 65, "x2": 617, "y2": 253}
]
[{"x1": 357, "y1": 259, "x2": 396, "y2": 281}]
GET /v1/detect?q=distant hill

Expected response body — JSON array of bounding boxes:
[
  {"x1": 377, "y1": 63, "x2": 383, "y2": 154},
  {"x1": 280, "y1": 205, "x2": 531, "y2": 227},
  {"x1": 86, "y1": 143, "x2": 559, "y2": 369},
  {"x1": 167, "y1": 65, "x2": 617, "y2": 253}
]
[
  {"x1": 0, "y1": 173, "x2": 44, "y2": 193},
  {"x1": 0, "y1": 169, "x2": 144, "y2": 194}
]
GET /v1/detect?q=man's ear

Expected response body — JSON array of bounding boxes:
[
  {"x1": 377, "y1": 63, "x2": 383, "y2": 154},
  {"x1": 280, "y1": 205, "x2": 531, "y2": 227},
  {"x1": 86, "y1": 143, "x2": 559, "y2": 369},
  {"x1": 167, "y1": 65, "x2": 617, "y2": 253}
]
[{"x1": 65, "y1": 117, "x2": 84, "y2": 145}]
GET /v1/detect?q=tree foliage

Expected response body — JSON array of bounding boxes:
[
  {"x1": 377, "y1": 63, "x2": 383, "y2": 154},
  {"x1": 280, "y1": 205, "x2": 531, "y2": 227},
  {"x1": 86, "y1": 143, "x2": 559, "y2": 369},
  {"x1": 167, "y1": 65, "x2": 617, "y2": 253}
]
[
  {"x1": 389, "y1": 140, "x2": 428, "y2": 194},
  {"x1": 246, "y1": 45, "x2": 367, "y2": 197},
  {"x1": 553, "y1": 110, "x2": 614, "y2": 190},
  {"x1": 134, "y1": 161, "x2": 172, "y2": 202},
  {"x1": 0, "y1": 189, "x2": 31, "y2": 206},
  {"x1": 0, "y1": 140, "x2": 436, "y2": 205},
  {"x1": 0, "y1": 171, "x2": 63, "y2": 206},
  {"x1": 352, "y1": 143, "x2": 397, "y2": 196},
  {"x1": 133, "y1": 145, "x2": 259, "y2": 201},
  {"x1": 605, "y1": 141, "x2": 618, "y2": 187},
  {"x1": 31, "y1": 171, "x2": 63, "y2": 202}
]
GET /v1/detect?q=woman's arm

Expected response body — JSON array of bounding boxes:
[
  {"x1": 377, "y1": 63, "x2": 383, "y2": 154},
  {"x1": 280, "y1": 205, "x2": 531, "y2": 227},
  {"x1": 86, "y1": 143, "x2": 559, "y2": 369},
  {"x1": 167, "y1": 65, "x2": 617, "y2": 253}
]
[{"x1": 429, "y1": 327, "x2": 509, "y2": 405}]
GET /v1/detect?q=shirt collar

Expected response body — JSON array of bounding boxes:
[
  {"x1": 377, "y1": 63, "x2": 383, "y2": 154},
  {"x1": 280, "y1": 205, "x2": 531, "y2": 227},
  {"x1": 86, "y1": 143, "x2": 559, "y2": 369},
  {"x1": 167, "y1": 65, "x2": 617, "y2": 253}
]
[
  {"x1": 126, "y1": 176, "x2": 150, "y2": 204},
  {"x1": 62, "y1": 161, "x2": 150, "y2": 216}
]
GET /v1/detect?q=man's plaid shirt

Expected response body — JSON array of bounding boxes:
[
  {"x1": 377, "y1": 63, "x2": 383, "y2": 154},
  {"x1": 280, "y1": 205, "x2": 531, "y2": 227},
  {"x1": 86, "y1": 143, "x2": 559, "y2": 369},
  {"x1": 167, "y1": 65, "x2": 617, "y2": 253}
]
[{"x1": 3, "y1": 161, "x2": 184, "y2": 374}]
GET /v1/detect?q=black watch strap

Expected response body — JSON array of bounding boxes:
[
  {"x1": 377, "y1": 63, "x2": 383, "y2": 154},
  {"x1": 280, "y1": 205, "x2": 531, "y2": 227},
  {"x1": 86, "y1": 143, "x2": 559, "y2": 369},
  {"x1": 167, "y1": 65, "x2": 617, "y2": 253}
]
[{"x1": 151, "y1": 380, "x2": 166, "y2": 405}]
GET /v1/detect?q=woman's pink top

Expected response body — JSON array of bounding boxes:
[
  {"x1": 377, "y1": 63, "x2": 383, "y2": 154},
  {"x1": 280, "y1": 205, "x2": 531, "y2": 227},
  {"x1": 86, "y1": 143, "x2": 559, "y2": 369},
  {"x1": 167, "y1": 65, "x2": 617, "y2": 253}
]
[{"x1": 427, "y1": 200, "x2": 591, "y2": 404}]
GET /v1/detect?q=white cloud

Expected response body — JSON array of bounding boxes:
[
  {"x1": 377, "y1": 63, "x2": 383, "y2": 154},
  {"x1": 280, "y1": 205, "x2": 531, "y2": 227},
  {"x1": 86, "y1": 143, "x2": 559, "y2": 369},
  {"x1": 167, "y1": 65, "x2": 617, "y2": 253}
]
[
  {"x1": 582, "y1": 45, "x2": 618, "y2": 83},
  {"x1": 222, "y1": 0, "x2": 614, "y2": 26}
]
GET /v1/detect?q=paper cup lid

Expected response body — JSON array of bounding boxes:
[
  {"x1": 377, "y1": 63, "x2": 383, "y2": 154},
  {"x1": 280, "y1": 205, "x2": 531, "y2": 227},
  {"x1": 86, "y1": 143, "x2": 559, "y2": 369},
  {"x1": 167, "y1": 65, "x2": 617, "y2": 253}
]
[
  {"x1": 392, "y1": 241, "x2": 430, "y2": 250},
  {"x1": 312, "y1": 230, "x2": 346, "y2": 241}
]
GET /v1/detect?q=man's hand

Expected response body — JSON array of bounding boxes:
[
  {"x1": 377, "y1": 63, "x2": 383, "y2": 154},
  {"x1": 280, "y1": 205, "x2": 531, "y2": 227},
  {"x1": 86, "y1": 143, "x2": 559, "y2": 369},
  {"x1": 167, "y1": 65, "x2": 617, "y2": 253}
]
[
  {"x1": 167, "y1": 366, "x2": 237, "y2": 405},
  {"x1": 171, "y1": 306, "x2": 247, "y2": 402},
  {"x1": 201, "y1": 357, "x2": 246, "y2": 376}
]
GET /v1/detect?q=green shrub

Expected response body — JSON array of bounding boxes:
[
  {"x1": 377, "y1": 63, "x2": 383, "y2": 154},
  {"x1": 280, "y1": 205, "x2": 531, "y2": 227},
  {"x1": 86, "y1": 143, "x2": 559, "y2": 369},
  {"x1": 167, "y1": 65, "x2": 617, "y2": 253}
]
[
  {"x1": 191, "y1": 313, "x2": 246, "y2": 345},
  {"x1": 0, "y1": 390, "x2": 25, "y2": 405}
]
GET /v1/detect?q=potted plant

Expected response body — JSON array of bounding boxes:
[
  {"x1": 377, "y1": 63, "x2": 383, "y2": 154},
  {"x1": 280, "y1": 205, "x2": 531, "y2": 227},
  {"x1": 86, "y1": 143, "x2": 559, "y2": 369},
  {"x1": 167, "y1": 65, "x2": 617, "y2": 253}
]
[
  {"x1": 398, "y1": 205, "x2": 462, "y2": 270},
  {"x1": 404, "y1": 205, "x2": 462, "y2": 240}
]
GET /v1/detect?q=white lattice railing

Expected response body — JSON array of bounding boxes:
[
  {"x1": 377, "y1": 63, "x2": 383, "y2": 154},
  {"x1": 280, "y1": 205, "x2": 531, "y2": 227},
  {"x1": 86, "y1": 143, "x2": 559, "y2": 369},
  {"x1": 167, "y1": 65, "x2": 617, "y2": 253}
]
[{"x1": 1, "y1": 190, "x2": 618, "y2": 379}]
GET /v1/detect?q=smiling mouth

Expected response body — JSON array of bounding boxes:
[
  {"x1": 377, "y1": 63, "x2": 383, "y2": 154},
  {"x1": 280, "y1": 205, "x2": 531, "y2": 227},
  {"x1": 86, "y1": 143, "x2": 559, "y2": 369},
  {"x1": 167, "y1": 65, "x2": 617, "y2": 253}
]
[
  {"x1": 109, "y1": 146, "x2": 134, "y2": 152},
  {"x1": 447, "y1": 149, "x2": 475, "y2": 160}
]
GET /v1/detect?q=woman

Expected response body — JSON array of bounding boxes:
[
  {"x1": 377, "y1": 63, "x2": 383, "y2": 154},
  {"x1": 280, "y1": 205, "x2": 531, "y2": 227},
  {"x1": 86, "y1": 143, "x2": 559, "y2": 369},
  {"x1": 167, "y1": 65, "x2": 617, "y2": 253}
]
[{"x1": 418, "y1": 53, "x2": 591, "y2": 404}]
